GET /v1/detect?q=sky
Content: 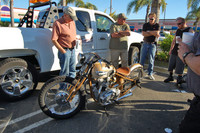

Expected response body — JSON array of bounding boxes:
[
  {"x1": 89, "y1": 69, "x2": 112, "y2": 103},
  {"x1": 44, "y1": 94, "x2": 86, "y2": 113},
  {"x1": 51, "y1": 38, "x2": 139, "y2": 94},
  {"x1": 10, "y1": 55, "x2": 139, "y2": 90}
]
[{"x1": 2, "y1": 0, "x2": 189, "y2": 20}]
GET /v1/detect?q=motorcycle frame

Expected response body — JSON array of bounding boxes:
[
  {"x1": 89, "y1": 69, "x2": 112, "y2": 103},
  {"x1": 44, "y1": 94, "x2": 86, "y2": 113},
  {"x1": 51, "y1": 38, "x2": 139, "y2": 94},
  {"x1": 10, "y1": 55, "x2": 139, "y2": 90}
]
[{"x1": 65, "y1": 60, "x2": 140, "y2": 103}]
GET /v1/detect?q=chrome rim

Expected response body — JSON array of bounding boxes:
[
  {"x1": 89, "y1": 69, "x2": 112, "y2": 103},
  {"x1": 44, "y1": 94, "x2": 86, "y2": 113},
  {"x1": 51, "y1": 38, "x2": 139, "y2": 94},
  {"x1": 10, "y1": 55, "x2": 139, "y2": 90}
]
[
  {"x1": 44, "y1": 82, "x2": 80, "y2": 115},
  {"x1": 1, "y1": 66, "x2": 33, "y2": 96}
]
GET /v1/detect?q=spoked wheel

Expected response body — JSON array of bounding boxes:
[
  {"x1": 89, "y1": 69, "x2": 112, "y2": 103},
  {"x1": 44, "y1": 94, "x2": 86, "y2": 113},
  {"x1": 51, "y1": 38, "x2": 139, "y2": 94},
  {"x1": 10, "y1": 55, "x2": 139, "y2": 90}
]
[{"x1": 38, "y1": 76, "x2": 85, "y2": 119}]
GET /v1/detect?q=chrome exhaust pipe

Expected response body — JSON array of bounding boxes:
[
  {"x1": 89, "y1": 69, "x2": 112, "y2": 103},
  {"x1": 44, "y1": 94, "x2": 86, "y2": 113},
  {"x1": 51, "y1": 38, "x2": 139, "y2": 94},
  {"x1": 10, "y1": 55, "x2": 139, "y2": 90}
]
[
  {"x1": 116, "y1": 92, "x2": 133, "y2": 101},
  {"x1": 116, "y1": 86, "x2": 137, "y2": 101}
]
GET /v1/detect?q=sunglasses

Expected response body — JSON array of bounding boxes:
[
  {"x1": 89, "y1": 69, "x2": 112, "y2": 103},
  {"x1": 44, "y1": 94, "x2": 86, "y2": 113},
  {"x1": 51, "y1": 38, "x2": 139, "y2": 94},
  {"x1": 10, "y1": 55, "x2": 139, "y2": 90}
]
[
  {"x1": 149, "y1": 18, "x2": 154, "y2": 20},
  {"x1": 177, "y1": 22, "x2": 183, "y2": 25}
]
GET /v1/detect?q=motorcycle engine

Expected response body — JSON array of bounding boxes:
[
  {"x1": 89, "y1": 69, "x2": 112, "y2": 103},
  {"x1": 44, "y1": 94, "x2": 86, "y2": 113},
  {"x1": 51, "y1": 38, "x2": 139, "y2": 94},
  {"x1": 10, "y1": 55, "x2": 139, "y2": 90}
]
[
  {"x1": 90, "y1": 61, "x2": 120, "y2": 105},
  {"x1": 92, "y1": 80, "x2": 120, "y2": 106}
]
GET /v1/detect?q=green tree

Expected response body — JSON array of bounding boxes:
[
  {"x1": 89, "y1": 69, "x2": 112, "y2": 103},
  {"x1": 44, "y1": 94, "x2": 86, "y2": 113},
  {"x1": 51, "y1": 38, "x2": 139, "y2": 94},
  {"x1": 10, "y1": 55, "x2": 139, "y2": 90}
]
[
  {"x1": 104, "y1": 9, "x2": 117, "y2": 20},
  {"x1": 58, "y1": 0, "x2": 97, "y2": 10},
  {"x1": 186, "y1": 0, "x2": 200, "y2": 31},
  {"x1": 127, "y1": 0, "x2": 166, "y2": 23},
  {"x1": 58, "y1": 0, "x2": 75, "y2": 6}
]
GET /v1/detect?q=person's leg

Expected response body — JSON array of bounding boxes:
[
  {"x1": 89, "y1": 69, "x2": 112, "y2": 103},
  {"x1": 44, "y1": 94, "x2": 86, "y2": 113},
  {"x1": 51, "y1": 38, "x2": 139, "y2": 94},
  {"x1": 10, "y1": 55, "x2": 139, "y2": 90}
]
[
  {"x1": 148, "y1": 43, "x2": 156, "y2": 76},
  {"x1": 121, "y1": 49, "x2": 128, "y2": 67},
  {"x1": 179, "y1": 97, "x2": 200, "y2": 133},
  {"x1": 58, "y1": 49, "x2": 70, "y2": 76},
  {"x1": 164, "y1": 54, "x2": 176, "y2": 82},
  {"x1": 69, "y1": 49, "x2": 76, "y2": 78},
  {"x1": 111, "y1": 49, "x2": 120, "y2": 69},
  {"x1": 139, "y1": 43, "x2": 149, "y2": 67},
  {"x1": 175, "y1": 56, "x2": 185, "y2": 85}
]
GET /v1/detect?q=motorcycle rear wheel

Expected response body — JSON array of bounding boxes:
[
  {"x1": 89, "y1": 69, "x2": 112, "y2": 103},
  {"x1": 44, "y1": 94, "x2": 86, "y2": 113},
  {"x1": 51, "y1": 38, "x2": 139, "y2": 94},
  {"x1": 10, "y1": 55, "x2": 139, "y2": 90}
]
[
  {"x1": 129, "y1": 64, "x2": 143, "y2": 82},
  {"x1": 38, "y1": 76, "x2": 85, "y2": 119}
]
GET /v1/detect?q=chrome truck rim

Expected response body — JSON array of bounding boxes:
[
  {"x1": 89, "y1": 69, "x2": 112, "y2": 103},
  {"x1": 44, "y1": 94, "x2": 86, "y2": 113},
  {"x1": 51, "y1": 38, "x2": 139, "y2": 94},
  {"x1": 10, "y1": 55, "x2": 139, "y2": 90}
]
[{"x1": 0, "y1": 66, "x2": 33, "y2": 96}]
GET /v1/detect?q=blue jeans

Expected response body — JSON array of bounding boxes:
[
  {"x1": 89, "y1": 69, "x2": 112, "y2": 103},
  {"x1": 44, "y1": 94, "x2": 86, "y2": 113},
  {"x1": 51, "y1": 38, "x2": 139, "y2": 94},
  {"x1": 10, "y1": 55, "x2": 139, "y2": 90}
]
[
  {"x1": 139, "y1": 42, "x2": 157, "y2": 76},
  {"x1": 58, "y1": 48, "x2": 76, "y2": 78}
]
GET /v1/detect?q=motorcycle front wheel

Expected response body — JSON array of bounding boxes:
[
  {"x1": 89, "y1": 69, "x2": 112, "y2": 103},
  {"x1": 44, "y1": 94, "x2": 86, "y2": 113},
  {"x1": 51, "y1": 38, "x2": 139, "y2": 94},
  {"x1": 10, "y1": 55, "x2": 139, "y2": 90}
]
[{"x1": 38, "y1": 76, "x2": 85, "y2": 119}]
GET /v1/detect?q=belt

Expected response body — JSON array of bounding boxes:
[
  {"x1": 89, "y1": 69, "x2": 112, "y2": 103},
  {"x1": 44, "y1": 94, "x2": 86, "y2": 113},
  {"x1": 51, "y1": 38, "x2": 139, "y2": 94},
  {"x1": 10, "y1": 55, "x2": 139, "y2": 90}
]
[
  {"x1": 144, "y1": 41, "x2": 156, "y2": 44},
  {"x1": 63, "y1": 47, "x2": 74, "y2": 50}
]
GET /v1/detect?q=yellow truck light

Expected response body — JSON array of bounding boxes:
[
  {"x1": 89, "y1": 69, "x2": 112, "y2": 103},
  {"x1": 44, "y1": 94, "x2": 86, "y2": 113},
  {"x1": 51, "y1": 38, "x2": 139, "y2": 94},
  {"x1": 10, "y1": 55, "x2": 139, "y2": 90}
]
[{"x1": 30, "y1": 0, "x2": 49, "y2": 4}]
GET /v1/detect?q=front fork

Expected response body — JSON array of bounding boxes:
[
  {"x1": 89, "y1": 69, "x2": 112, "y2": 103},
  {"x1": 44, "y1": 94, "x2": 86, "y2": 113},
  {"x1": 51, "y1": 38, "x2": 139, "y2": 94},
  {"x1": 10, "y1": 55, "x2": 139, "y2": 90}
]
[{"x1": 65, "y1": 77, "x2": 87, "y2": 102}]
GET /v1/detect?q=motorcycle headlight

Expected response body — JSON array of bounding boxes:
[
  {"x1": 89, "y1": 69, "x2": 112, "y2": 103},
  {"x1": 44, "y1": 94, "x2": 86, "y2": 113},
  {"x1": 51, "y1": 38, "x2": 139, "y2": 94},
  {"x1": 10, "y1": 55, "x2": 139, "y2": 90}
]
[{"x1": 78, "y1": 53, "x2": 86, "y2": 64}]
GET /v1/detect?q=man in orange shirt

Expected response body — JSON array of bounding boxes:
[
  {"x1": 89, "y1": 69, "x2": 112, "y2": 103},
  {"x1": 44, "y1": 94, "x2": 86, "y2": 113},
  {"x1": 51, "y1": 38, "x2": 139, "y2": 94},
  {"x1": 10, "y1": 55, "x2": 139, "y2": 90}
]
[{"x1": 52, "y1": 7, "x2": 77, "y2": 78}]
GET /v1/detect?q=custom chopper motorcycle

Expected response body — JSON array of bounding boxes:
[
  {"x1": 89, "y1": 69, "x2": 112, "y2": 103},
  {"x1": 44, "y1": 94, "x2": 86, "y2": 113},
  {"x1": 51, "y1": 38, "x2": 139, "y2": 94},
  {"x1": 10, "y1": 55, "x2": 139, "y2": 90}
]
[{"x1": 38, "y1": 52, "x2": 143, "y2": 119}]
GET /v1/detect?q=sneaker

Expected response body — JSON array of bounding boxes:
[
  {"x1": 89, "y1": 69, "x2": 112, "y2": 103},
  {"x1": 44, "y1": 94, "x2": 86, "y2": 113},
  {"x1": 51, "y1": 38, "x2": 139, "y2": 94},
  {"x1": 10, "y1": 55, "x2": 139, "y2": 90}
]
[
  {"x1": 164, "y1": 76, "x2": 174, "y2": 83},
  {"x1": 148, "y1": 75, "x2": 155, "y2": 80}
]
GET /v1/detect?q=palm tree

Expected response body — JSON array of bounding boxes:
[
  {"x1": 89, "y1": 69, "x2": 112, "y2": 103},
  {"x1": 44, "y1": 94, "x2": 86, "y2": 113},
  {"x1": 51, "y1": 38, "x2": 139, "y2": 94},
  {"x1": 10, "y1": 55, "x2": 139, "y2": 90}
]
[
  {"x1": 10, "y1": 0, "x2": 14, "y2": 27},
  {"x1": 127, "y1": 0, "x2": 166, "y2": 23},
  {"x1": 59, "y1": 0, "x2": 97, "y2": 10},
  {"x1": 186, "y1": 7, "x2": 200, "y2": 31},
  {"x1": 186, "y1": 0, "x2": 200, "y2": 31},
  {"x1": 83, "y1": 2, "x2": 97, "y2": 10},
  {"x1": 58, "y1": 0, "x2": 75, "y2": 6},
  {"x1": 187, "y1": 0, "x2": 200, "y2": 10},
  {"x1": 151, "y1": 0, "x2": 160, "y2": 23}
]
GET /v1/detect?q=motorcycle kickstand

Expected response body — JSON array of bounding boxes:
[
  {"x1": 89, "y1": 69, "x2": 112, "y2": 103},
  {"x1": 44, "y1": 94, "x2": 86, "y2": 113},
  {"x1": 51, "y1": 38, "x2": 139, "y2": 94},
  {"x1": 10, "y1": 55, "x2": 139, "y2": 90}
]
[
  {"x1": 114, "y1": 100, "x2": 120, "y2": 105},
  {"x1": 103, "y1": 106, "x2": 109, "y2": 117}
]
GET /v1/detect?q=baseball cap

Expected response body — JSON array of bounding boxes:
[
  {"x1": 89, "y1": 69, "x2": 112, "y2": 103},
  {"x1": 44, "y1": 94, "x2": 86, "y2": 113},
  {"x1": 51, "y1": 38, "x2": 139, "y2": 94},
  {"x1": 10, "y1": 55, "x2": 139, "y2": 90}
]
[
  {"x1": 63, "y1": 7, "x2": 78, "y2": 21},
  {"x1": 117, "y1": 13, "x2": 127, "y2": 19}
]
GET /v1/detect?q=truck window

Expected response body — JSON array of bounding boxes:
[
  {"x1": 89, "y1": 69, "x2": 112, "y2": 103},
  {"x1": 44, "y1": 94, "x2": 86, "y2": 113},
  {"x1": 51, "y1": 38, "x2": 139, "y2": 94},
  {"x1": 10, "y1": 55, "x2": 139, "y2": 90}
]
[
  {"x1": 75, "y1": 11, "x2": 91, "y2": 31},
  {"x1": 95, "y1": 14, "x2": 113, "y2": 33}
]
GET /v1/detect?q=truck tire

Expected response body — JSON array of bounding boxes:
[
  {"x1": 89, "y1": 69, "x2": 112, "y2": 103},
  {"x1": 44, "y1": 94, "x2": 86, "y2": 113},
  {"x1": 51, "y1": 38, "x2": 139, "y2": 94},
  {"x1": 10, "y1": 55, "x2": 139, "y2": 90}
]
[
  {"x1": 128, "y1": 46, "x2": 140, "y2": 66},
  {"x1": 0, "y1": 58, "x2": 38, "y2": 101}
]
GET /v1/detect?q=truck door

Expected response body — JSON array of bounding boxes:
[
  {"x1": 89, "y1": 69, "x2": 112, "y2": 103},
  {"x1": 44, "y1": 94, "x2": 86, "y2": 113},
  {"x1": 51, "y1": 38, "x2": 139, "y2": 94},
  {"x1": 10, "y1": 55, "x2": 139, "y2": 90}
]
[
  {"x1": 75, "y1": 10, "x2": 94, "y2": 53},
  {"x1": 93, "y1": 14, "x2": 114, "y2": 60},
  {"x1": 94, "y1": 14, "x2": 114, "y2": 49}
]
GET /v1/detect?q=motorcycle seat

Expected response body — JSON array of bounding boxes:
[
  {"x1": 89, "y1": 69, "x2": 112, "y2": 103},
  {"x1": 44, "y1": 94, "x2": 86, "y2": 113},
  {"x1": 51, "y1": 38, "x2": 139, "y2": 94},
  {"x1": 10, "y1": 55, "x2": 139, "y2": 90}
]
[{"x1": 116, "y1": 67, "x2": 130, "y2": 76}]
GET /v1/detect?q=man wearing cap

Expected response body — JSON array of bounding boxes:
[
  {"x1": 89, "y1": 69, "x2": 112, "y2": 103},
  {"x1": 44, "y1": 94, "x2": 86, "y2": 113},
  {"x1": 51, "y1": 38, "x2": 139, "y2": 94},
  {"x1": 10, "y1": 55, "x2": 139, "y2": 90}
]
[
  {"x1": 140, "y1": 13, "x2": 160, "y2": 80},
  {"x1": 109, "y1": 13, "x2": 131, "y2": 69},
  {"x1": 52, "y1": 7, "x2": 78, "y2": 78}
]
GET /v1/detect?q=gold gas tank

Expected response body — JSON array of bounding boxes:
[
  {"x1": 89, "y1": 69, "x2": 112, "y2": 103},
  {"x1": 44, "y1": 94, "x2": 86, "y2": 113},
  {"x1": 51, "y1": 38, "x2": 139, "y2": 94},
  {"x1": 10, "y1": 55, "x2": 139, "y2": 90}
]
[{"x1": 91, "y1": 61, "x2": 115, "y2": 79}]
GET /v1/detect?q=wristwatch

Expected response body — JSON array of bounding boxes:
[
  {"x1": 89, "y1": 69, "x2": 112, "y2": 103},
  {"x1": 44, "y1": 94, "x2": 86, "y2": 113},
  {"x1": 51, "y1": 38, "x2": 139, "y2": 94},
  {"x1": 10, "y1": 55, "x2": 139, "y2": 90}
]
[{"x1": 183, "y1": 51, "x2": 192, "y2": 63}]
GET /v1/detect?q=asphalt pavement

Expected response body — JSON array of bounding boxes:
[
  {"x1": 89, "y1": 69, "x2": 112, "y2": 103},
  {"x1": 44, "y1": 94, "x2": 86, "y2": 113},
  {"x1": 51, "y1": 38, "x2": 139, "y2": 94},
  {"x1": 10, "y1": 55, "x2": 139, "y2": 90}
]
[{"x1": 0, "y1": 67, "x2": 193, "y2": 133}]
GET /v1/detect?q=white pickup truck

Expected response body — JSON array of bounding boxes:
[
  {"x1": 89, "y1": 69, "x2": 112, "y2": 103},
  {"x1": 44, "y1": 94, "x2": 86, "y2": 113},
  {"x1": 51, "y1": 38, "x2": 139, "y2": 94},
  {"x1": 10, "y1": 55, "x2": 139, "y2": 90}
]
[{"x1": 0, "y1": 1, "x2": 143, "y2": 100}]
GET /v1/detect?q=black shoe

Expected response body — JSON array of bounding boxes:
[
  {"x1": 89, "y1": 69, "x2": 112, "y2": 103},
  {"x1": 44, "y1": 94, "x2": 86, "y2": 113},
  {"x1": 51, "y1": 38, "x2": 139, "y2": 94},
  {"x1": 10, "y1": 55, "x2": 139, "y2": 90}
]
[
  {"x1": 177, "y1": 76, "x2": 183, "y2": 84},
  {"x1": 164, "y1": 76, "x2": 174, "y2": 83}
]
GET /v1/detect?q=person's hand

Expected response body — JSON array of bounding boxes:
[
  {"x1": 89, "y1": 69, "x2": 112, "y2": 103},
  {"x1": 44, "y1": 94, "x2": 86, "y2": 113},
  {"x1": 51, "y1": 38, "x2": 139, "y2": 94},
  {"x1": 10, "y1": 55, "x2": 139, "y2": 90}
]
[
  {"x1": 61, "y1": 50, "x2": 66, "y2": 54},
  {"x1": 156, "y1": 33, "x2": 160, "y2": 38},
  {"x1": 118, "y1": 31, "x2": 125, "y2": 37},
  {"x1": 169, "y1": 49, "x2": 172, "y2": 55},
  {"x1": 178, "y1": 42, "x2": 190, "y2": 62},
  {"x1": 177, "y1": 38, "x2": 182, "y2": 43}
]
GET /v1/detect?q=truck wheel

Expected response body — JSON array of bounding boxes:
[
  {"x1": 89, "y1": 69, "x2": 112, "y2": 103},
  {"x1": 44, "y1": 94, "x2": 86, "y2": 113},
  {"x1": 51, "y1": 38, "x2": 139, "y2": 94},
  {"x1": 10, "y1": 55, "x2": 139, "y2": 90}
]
[
  {"x1": 128, "y1": 46, "x2": 140, "y2": 66},
  {"x1": 0, "y1": 58, "x2": 38, "y2": 101}
]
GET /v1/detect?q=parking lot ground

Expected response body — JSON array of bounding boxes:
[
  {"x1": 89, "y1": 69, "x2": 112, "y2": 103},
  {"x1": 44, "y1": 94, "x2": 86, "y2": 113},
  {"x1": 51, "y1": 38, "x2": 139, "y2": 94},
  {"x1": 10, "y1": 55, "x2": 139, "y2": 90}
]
[{"x1": 0, "y1": 68, "x2": 193, "y2": 133}]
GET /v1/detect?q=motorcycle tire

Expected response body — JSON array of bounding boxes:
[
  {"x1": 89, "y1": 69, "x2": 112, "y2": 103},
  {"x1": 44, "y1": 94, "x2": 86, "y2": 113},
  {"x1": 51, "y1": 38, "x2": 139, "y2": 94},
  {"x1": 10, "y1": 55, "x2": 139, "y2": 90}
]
[
  {"x1": 38, "y1": 76, "x2": 85, "y2": 119},
  {"x1": 129, "y1": 64, "x2": 143, "y2": 82}
]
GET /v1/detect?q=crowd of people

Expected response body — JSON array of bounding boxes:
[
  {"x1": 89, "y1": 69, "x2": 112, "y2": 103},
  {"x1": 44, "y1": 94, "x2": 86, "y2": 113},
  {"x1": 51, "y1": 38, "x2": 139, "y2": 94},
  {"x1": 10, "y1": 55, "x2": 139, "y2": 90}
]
[{"x1": 51, "y1": 7, "x2": 200, "y2": 133}]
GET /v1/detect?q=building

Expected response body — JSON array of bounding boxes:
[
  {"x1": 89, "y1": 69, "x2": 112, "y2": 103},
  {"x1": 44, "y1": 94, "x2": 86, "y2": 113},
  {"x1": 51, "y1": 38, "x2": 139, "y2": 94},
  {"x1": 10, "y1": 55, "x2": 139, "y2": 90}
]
[
  {"x1": 126, "y1": 19, "x2": 200, "y2": 32},
  {"x1": 0, "y1": 5, "x2": 39, "y2": 26}
]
